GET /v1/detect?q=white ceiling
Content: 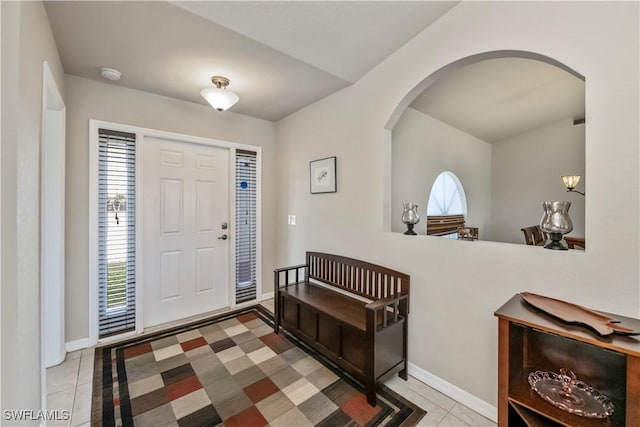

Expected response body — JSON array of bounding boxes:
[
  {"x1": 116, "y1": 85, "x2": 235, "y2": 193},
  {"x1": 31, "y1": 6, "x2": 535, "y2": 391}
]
[
  {"x1": 44, "y1": 1, "x2": 458, "y2": 122},
  {"x1": 409, "y1": 57, "x2": 586, "y2": 142}
]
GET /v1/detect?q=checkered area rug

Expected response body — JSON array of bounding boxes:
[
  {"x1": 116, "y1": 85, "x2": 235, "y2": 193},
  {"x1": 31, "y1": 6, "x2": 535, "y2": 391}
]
[{"x1": 92, "y1": 307, "x2": 425, "y2": 426}]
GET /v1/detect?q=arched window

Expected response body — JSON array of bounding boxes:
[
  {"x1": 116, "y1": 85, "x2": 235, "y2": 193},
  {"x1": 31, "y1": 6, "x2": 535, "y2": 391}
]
[{"x1": 426, "y1": 172, "x2": 467, "y2": 237}]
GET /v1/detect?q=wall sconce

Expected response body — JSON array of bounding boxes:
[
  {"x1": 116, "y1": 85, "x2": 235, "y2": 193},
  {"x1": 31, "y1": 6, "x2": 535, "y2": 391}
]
[{"x1": 562, "y1": 175, "x2": 585, "y2": 196}]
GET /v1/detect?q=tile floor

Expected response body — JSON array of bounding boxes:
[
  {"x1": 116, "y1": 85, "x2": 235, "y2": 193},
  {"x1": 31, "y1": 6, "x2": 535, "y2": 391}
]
[{"x1": 47, "y1": 300, "x2": 496, "y2": 426}]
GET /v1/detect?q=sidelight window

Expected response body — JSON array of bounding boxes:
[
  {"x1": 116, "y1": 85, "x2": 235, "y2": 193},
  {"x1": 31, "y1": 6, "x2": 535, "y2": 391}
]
[
  {"x1": 97, "y1": 129, "x2": 136, "y2": 337},
  {"x1": 235, "y1": 150, "x2": 257, "y2": 303}
]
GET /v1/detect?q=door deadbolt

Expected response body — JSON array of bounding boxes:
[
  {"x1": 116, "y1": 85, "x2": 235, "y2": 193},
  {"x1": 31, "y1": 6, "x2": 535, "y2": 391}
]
[{"x1": 221, "y1": 222, "x2": 228, "y2": 230}]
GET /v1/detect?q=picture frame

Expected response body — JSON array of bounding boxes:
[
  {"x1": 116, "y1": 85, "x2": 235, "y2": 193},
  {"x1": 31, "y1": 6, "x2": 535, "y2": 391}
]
[{"x1": 310, "y1": 156, "x2": 337, "y2": 194}]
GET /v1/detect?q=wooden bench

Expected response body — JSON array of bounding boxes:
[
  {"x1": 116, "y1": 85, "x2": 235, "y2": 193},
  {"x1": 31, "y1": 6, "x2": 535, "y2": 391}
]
[{"x1": 274, "y1": 252, "x2": 410, "y2": 406}]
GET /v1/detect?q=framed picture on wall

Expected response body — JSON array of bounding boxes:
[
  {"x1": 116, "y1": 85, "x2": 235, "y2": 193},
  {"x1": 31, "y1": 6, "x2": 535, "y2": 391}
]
[{"x1": 310, "y1": 156, "x2": 337, "y2": 194}]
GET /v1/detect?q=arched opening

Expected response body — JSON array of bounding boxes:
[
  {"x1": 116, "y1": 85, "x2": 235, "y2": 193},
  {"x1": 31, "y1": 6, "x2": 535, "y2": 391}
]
[{"x1": 386, "y1": 50, "x2": 585, "y2": 245}]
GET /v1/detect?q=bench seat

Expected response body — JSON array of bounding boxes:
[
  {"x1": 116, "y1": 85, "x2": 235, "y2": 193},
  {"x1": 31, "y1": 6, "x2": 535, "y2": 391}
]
[{"x1": 279, "y1": 281, "x2": 368, "y2": 330}]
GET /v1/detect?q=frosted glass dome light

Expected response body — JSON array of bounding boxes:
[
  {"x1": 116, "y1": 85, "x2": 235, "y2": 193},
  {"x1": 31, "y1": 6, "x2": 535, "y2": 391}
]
[{"x1": 201, "y1": 76, "x2": 239, "y2": 112}]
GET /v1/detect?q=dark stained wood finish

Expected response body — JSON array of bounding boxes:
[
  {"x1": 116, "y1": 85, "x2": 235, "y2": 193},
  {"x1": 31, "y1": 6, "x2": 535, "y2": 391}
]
[
  {"x1": 520, "y1": 225, "x2": 548, "y2": 246},
  {"x1": 426, "y1": 214, "x2": 465, "y2": 236},
  {"x1": 495, "y1": 294, "x2": 640, "y2": 426},
  {"x1": 274, "y1": 252, "x2": 410, "y2": 406},
  {"x1": 521, "y1": 292, "x2": 639, "y2": 336},
  {"x1": 565, "y1": 236, "x2": 585, "y2": 249}
]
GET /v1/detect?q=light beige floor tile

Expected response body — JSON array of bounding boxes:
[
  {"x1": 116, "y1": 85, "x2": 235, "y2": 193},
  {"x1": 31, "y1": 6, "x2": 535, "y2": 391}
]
[
  {"x1": 415, "y1": 406, "x2": 449, "y2": 427},
  {"x1": 448, "y1": 403, "x2": 496, "y2": 426},
  {"x1": 71, "y1": 382, "x2": 92, "y2": 426},
  {"x1": 46, "y1": 388, "x2": 75, "y2": 427},
  {"x1": 81, "y1": 347, "x2": 95, "y2": 359},
  {"x1": 401, "y1": 376, "x2": 457, "y2": 411},
  {"x1": 386, "y1": 379, "x2": 449, "y2": 419},
  {"x1": 77, "y1": 356, "x2": 94, "y2": 386},
  {"x1": 47, "y1": 357, "x2": 80, "y2": 395},
  {"x1": 438, "y1": 412, "x2": 470, "y2": 426},
  {"x1": 66, "y1": 350, "x2": 82, "y2": 361}
]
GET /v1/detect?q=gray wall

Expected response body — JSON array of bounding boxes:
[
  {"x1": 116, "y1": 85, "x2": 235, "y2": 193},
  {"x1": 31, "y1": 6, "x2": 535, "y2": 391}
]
[
  {"x1": 1, "y1": 1, "x2": 65, "y2": 422},
  {"x1": 489, "y1": 118, "x2": 585, "y2": 243},
  {"x1": 391, "y1": 107, "x2": 492, "y2": 236},
  {"x1": 275, "y1": 1, "x2": 639, "y2": 412},
  {"x1": 64, "y1": 75, "x2": 277, "y2": 343}
]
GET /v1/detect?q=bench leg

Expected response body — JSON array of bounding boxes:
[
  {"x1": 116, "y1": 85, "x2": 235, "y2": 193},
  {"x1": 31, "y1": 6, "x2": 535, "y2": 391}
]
[
  {"x1": 274, "y1": 305, "x2": 280, "y2": 333},
  {"x1": 399, "y1": 317, "x2": 408, "y2": 380},
  {"x1": 273, "y1": 289, "x2": 280, "y2": 333},
  {"x1": 366, "y1": 382, "x2": 377, "y2": 407},
  {"x1": 399, "y1": 361, "x2": 408, "y2": 381}
]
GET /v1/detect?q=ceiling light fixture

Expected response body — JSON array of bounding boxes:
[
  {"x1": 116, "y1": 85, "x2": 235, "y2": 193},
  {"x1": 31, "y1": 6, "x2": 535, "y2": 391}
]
[
  {"x1": 201, "y1": 76, "x2": 239, "y2": 112},
  {"x1": 100, "y1": 67, "x2": 121, "y2": 81}
]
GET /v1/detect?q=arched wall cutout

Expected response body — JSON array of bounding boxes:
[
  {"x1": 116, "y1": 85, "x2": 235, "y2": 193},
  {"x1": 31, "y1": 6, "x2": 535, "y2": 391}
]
[
  {"x1": 384, "y1": 50, "x2": 585, "y2": 131},
  {"x1": 382, "y1": 49, "x2": 585, "y2": 239}
]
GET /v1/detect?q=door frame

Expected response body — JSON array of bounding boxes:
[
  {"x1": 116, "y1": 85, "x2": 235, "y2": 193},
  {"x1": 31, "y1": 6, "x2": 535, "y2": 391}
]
[
  {"x1": 41, "y1": 60, "x2": 66, "y2": 411},
  {"x1": 88, "y1": 120, "x2": 263, "y2": 346}
]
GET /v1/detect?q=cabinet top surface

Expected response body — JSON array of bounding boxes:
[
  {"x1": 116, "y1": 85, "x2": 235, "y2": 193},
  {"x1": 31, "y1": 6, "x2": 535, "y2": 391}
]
[{"x1": 495, "y1": 294, "x2": 640, "y2": 357}]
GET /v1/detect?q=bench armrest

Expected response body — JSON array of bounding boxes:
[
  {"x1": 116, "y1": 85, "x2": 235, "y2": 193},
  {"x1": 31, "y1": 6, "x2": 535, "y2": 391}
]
[
  {"x1": 365, "y1": 293, "x2": 408, "y2": 330},
  {"x1": 274, "y1": 264, "x2": 309, "y2": 290},
  {"x1": 365, "y1": 293, "x2": 408, "y2": 310},
  {"x1": 274, "y1": 264, "x2": 307, "y2": 274}
]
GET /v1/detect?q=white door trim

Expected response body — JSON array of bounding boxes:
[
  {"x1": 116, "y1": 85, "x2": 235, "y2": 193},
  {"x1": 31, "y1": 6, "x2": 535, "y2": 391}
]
[
  {"x1": 88, "y1": 120, "x2": 262, "y2": 346},
  {"x1": 41, "y1": 61, "x2": 66, "y2": 411}
]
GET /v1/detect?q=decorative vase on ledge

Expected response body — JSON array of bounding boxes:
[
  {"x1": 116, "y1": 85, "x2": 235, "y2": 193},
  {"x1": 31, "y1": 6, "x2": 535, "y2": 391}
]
[
  {"x1": 402, "y1": 202, "x2": 420, "y2": 235},
  {"x1": 540, "y1": 201, "x2": 573, "y2": 250}
]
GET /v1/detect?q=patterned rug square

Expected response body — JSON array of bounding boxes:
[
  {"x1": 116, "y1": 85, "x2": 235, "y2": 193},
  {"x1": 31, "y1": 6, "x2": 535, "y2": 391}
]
[{"x1": 92, "y1": 307, "x2": 426, "y2": 426}]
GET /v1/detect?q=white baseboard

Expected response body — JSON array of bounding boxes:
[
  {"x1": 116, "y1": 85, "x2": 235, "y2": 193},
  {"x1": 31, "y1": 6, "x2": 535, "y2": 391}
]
[
  {"x1": 65, "y1": 338, "x2": 89, "y2": 353},
  {"x1": 261, "y1": 291, "x2": 274, "y2": 300},
  {"x1": 407, "y1": 362, "x2": 497, "y2": 422}
]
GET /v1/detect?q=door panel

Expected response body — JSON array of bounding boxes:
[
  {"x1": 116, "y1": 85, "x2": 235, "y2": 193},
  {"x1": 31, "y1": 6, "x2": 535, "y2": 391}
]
[
  {"x1": 160, "y1": 250, "x2": 183, "y2": 300},
  {"x1": 143, "y1": 136, "x2": 229, "y2": 327},
  {"x1": 196, "y1": 247, "x2": 216, "y2": 293},
  {"x1": 161, "y1": 179, "x2": 183, "y2": 234}
]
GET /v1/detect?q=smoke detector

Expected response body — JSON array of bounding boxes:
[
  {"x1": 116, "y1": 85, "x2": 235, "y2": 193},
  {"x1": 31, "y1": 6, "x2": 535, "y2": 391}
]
[{"x1": 100, "y1": 67, "x2": 121, "y2": 81}]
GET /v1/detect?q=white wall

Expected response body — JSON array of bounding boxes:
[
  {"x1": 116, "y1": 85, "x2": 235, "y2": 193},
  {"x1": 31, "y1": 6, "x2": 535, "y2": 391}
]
[
  {"x1": 275, "y1": 1, "x2": 639, "y2": 414},
  {"x1": 1, "y1": 1, "x2": 65, "y2": 421},
  {"x1": 392, "y1": 107, "x2": 492, "y2": 236},
  {"x1": 64, "y1": 75, "x2": 277, "y2": 343},
  {"x1": 490, "y1": 118, "x2": 585, "y2": 244}
]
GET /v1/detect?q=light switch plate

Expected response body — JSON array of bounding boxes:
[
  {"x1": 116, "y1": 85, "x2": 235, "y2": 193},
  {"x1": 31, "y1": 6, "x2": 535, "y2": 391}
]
[{"x1": 288, "y1": 215, "x2": 296, "y2": 225}]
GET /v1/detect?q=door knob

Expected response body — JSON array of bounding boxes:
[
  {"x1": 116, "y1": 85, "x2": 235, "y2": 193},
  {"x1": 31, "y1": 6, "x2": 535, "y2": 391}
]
[{"x1": 218, "y1": 234, "x2": 228, "y2": 240}]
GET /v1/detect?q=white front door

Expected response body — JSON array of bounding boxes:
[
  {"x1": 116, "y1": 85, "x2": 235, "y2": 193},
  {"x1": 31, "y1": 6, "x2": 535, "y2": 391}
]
[{"x1": 143, "y1": 136, "x2": 229, "y2": 328}]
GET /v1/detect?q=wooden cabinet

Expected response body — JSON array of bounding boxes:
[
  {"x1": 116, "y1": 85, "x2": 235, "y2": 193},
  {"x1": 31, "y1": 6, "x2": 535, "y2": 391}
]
[{"x1": 495, "y1": 295, "x2": 640, "y2": 426}]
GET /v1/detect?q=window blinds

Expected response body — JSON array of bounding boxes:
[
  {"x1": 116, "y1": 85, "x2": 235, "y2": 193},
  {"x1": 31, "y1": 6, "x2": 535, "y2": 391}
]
[
  {"x1": 235, "y1": 150, "x2": 257, "y2": 303},
  {"x1": 98, "y1": 128, "x2": 136, "y2": 337}
]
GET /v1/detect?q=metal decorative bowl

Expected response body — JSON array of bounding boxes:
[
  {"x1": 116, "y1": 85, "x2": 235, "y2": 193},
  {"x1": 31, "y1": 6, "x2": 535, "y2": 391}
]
[{"x1": 528, "y1": 369, "x2": 614, "y2": 418}]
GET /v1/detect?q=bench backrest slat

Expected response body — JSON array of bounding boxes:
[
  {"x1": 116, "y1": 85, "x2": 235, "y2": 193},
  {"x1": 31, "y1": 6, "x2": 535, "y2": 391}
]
[{"x1": 306, "y1": 252, "x2": 410, "y2": 302}]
